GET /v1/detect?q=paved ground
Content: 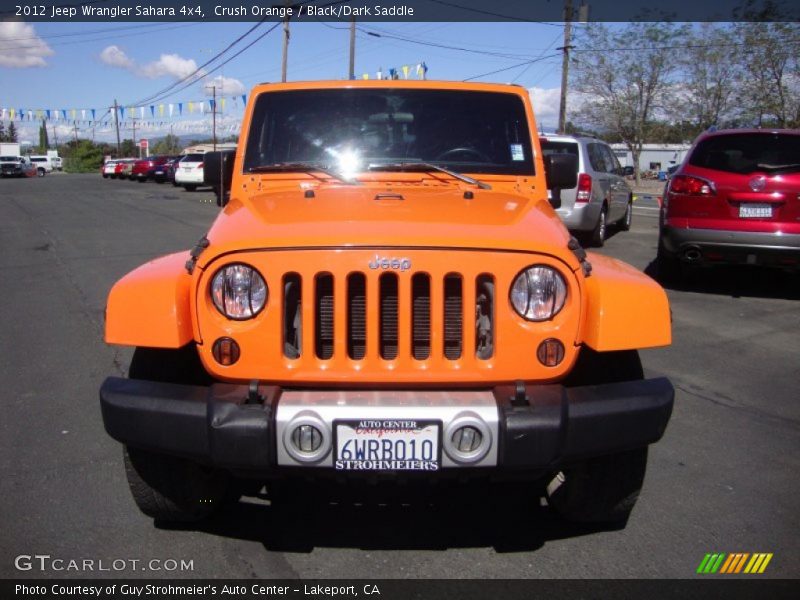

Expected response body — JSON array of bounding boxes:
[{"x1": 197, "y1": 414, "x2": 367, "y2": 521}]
[{"x1": 1, "y1": 174, "x2": 798, "y2": 580}]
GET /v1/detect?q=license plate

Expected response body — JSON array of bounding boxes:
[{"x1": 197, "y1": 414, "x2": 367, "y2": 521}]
[
  {"x1": 739, "y1": 203, "x2": 772, "y2": 218},
  {"x1": 334, "y1": 419, "x2": 440, "y2": 471}
]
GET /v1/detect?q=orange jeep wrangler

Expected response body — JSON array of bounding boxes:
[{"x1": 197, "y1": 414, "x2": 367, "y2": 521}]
[{"x1": 100, "y1": 80, "x2": 673, "y2": 524}]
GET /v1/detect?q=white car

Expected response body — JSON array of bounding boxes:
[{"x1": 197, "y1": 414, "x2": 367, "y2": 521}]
[
  {"x1": 174, "y1": 153, "x2": 205, "y2": 191},
  {"x1": 29, "y1": 155, "x2": 54, "y2": 173},
  {"x1": 103, "y1": 160, "x2": 118, "y2": 178}
]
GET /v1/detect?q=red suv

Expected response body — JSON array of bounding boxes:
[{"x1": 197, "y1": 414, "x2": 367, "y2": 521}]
[{"x1": 658, "y1": 129, "x2": 800, "y2": 278}]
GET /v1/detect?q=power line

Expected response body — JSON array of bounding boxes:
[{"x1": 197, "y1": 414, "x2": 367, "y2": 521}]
[
  {"x1": 356, "y1": 27, "x2": 536, "y2": 59},
  {"x1": 424, "y1": 0, "x2": 563, "y2": 25},
  {"x1": 1, "y1": 22, "x2": 191, "y2": 42},
  {"x1": 129, "y1": 20, "x2": 270, "y2": 107},
  {"x1": 462, "y1": 53, "x2": 561, "y2": 81},
  {"x1": 0, "y1": 23, "x2": 203, "y2": 51},
  {"x1": 573, "y1": 38, "x2": 800, "y2": 54},
  {"x1": 128, "y1": 22, "x2": 282, "y2": 107},
  {"x1": 511, "y1": 31, "x2": 562, "y2": 83}
]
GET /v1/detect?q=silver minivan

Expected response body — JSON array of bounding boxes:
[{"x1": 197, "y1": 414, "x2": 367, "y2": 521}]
[{"x1": 541, "y1": 134, "x2": 633, "y2": 246}]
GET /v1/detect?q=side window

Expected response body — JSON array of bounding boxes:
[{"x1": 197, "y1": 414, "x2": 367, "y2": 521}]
[
  {"x1": 602, "y1": 145, "x2": 622, "y2": 175},
  {"x1": 587, "y1": 143, "x2": 607, "y2": 172}
]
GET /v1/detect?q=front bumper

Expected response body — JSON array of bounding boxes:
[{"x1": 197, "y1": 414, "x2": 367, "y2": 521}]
[
  {"x1": 100, "y1": 377, "x2": 673, "y2": 473},
  {"x1": 661, "y1": 225, "x2": 800, "y2": 265}
]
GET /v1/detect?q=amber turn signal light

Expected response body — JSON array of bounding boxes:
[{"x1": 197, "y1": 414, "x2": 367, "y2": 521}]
[
  {"x1": 212, "y1": 337, "x2": 241, "y2": 366},
  {"x1": 537, "y1": 338, "x2": 564, "y2": 367}
]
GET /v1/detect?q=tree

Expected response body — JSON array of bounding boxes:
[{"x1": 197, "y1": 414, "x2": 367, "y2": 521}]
[
  {"x1": 38, "y1": 121, "x2": 50, "y2": 153},
  {"x1": 674, "y1": 23, "x2": 741, "y2": 133},
  {"x1": 733, "y1": 21, "x2": 800, "y2": 127},
  {"x1": 62, "y1": 140, "x2": 105, "y2": 172},
  {"x1": 152, "y1": 133, "x2": 181, "y2": 155},
  {"x1": 0, "y1": 121, "x2": 6, "y2": 142},
  {"x1": 7, "y1": 121, "x2": 18, "y2": 142},
  {"x1": 570, "y1": 22, "x2": 686, "y2": 183},
  {"x1": 119, "y1": 139, "x2": 136, "y2": 157}
]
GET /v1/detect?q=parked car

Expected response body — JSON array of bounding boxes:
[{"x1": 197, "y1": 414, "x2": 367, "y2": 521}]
[
  {"x1": 540, "y1": 134, "x2": 633, "y2": 246},
  {"x1": 29, "y1": 155, "x2": 54, "y2": 173},
  {"x1": 658, "y1": 129, "x2": 800, "y2": 278},
  {"x1": 1, "y1": 156, "x2": 40, "y2": 178},
  {"x1": 174, "y1": 153, "x2": 205, "y2": 190},
  {"x1": 116, "y1": 159, "x2": 136, "y2": 180},
  {"x1": 102, "y1": 160, "x2": 118, "y2": 178},
  {"x1": 150, "y1": 156, "x2": 180, "y2": 183},
  {"x1": 51, "y1": 156, "x2": 63, "y2": 171},
  {"x1": 101, "y1": 80, "x2": 674, "y2": 526},
  {"x1": 130, "y1": 156, "x2": 171, "y2": 182}
]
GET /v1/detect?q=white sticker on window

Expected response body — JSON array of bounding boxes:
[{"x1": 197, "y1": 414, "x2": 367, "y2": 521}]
[{"x1": 510, "y1": 144, "x2": 525, "y2": 161}]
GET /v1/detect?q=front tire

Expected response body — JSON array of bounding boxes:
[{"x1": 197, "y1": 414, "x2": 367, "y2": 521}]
[
  {"x1": 124, "y1": 346, "x2": 225, "y2": 522},
  {"x1": 124, "y1": 446, "x2": 229, "y2": 522},
  {"x1": 184, "y1": 184, "x2": 197, "y2": 192},
  {"x1": 549, "y1": 348, "x2": 648, "y2": 523},
  {"x1": 547, "y1": 447, "x2": 648, "y2": 524},
  {"x1": 37, "y1": 168, "x2": 46, "y2": 177}
]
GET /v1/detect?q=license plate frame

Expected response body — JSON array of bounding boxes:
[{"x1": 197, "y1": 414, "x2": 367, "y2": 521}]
[
  {"x1": 739, "y1": 203, "x2": 772, "y2": 218},
  {"x1": 333, "y1": 419, "x2": 442, "y2": 471}
]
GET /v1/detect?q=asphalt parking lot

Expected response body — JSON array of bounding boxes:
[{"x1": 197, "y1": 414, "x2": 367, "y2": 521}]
[{"x1": 1, "y1": 173, "x2": 798, "y2": 580}]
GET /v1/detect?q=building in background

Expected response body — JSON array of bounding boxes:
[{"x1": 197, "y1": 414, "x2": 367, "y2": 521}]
[{"x1": 610, "y1": 143, "x2": 691, "y2": 174}]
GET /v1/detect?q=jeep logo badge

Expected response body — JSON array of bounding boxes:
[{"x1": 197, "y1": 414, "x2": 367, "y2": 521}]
[{"x1": 368, "y1": 255, "x2": 411, "y2": 271}]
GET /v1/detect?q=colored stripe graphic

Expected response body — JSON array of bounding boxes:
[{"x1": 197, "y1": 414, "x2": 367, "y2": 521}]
[
  {"x1": 744, "y1": 553, "x2": 774, "y2": 574},
  {"x1": 698, "y1": 553, "x2": 727, "y2": 574},
  {"x1": 734, "y1": 553, "x2": 750, "y2": 573},
  {"x1": 702, "y1": 552, "x2": 773, "y2": 574},
  {"x1": 697, "y1": 554, "x2": 712, "y2": 574}
]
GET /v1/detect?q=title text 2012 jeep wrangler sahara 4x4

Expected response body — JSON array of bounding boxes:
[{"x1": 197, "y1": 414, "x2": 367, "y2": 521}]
[{"x1": 100, "y1": 81, "x2": 673, "y2": 525}]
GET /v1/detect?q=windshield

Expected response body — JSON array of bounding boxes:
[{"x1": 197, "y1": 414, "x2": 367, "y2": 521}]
[
  {"x1": 689, "y1": 133, "x2": 800, "y2": 174},
  {"x1": 244, "y1": 88, "x2": 534, "y2": 176}
]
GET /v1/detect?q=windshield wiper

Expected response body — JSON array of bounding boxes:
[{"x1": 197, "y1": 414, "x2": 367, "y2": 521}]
[
  {"x1": 247, "y1": 162, "x2": 360, "y2": 185},
  {"x1": 755, "y1": 162, "x2": 800, "y2": 174},
  {"x1": 368, "y1": 162, "x2": 492, "y2": 190}
]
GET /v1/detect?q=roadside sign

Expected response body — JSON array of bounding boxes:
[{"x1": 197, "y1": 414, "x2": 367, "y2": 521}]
[{"x1": 139, "y1": 139, "x2": 148, "y2": 149}]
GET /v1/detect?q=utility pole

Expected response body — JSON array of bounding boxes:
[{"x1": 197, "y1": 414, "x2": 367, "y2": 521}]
[
  {"x1": 348, "y1": 17, "x2": 356, "y2": 80},
  {"x1": 72, "y1": 122, "x2": 79, "y2": 145},
  {"x1": 130, "y1": 117, "x2": 139, "y2": 157},
  {"x1": 281, "y1": 0, "x2": 290, "y2": 82},
  {"x1": 113, "y1": 99, "x2": 121, "y2": 156},
  {"x1": 51, "y1": 120, "x2": 59, "y2": 148},
  {"x1": 557, "y1": 0, "x2": 574, "y2": 134},
  {"x1": 205, "y1": 84, "x2": 218, "y2": 151}
]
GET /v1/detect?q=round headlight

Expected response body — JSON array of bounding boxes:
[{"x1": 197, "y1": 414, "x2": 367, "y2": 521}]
[
  {"x1": 211, "y1": 264, "x2": 267, "y2": 320},
  {"x1": 510, "y1": 266, "x2": 567, "y2": 321}
]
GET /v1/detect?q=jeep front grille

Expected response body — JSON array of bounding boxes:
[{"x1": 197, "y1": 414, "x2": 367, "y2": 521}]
[{"x1": 281, "y1": 271, "x2": 494, "y2": 362}]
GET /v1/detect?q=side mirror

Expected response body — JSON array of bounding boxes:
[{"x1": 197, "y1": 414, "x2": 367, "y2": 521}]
[
  {"x1": 203, "y1": 150, "x2": 236, "y2": 207},
  {"x1": 543, "y1": 153, "x2": 578, "y2": 210}
]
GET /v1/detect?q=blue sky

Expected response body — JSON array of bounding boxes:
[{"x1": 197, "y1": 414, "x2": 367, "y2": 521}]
[{"x1": 0, "y1": 20, "x2": 580, "y2": 144}]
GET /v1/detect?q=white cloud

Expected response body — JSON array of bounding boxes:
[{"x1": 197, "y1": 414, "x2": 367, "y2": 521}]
[
  {"x1": 0, "y1": 21, "x2": 54, "y2": 68},
  {"x1": 99, "y1": 45, "x2": 134, "y2": 69},
  {"x1": 528, "y1": 86, "x2": 589, "y2": 131},
  {"x1": 202, "y1": 75, "x2": 246, "y2": 97},
  {"x1": 139, "y1": 53, "x2": 200, "y2": 81},
  {"x1": 528, "y1": 87, "x2": 563, "y2": 128}
]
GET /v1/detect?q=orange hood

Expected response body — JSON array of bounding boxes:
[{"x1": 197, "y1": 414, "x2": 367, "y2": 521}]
[{"x1": 197, "y1": 183, "x2": 578, "y2": 271}]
